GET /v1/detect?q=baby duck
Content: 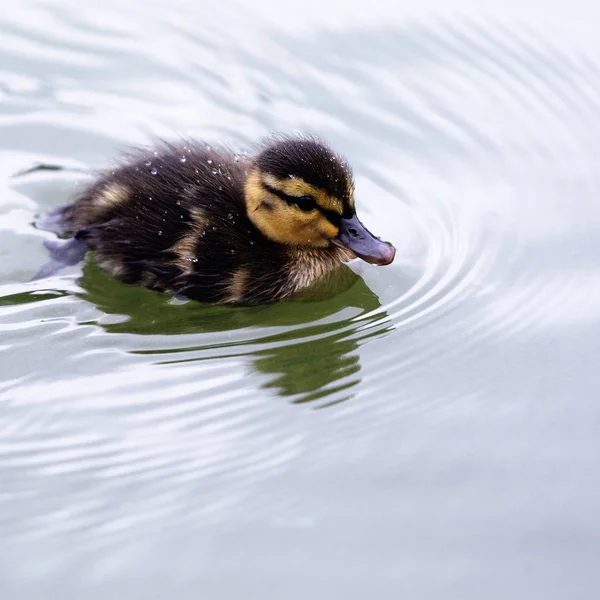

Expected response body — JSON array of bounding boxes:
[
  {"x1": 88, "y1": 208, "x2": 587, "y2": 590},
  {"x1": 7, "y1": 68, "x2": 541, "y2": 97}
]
[{"x1": 36, "y1": 135, "x2": 395, "y2": 305}]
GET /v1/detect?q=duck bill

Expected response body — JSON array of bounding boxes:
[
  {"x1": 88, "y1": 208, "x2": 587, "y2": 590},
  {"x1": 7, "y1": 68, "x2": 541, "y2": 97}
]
[{"x1": 332, "y1": 214, "x2": 396, "y2": 266}]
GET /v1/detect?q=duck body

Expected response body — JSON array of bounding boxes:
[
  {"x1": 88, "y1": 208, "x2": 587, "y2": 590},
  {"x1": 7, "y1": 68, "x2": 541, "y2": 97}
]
[{"x1": 38, "y1": 135, "x2": 395, "y2": 305}]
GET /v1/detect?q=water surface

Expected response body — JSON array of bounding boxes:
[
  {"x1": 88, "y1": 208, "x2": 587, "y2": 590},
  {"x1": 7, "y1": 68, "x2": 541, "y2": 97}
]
[{"x1": 2, "y1": 1, "x2": 600, "y2": 598}]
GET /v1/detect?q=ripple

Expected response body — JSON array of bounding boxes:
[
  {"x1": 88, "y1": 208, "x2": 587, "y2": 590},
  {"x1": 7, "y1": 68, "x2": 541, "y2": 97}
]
[
  {"x1": 2, "y1": 2, "x2": 600, "y2": 570},
  {"x1": 0, "y1": 357, "x2": 307, "y2": 546}
]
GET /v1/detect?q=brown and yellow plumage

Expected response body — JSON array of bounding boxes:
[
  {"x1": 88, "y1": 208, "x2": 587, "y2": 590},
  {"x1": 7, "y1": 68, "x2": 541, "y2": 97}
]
[{"x1": 36, "y1": 134, "x2": 395, "y2": 305}]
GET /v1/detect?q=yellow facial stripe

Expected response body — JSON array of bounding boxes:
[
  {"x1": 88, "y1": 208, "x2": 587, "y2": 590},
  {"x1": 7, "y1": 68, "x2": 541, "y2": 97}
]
[
  {"x1": 245, "y1": 168, "x2": 341, "y2": 247},
  {"x1": 244, "y1": 170, "x2": 264, "y2": 212},
  {"x1": 320, "y1": 220, "x2": 339, "y2": 240},
  {"x1": 262, "y1": 174, "x2": 344, "y2": 214}
]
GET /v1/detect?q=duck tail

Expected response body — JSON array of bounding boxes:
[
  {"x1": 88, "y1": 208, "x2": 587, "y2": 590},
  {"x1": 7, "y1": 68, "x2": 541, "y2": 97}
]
[
  {"x1": 36, "y1": 203, "x2": 75, "y2": 235},
  {"x1": 30, "y1": 237, "x2": 88, "y2": 281}
]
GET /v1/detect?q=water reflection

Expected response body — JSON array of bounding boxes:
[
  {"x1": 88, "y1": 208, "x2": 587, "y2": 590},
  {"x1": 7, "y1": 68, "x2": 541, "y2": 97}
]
[
  {"x1": 6, "y1": 157, "x2": 398, "y2": 406},
  {"x1": 4, "y1": 1, "x2": 600, "y2": 595},
  {"x1": 73, "y1": 259, "x2": 391, "y2": 404},
  {"x1": 254, "y1": 333, "x2": 362, "y2": 405}
]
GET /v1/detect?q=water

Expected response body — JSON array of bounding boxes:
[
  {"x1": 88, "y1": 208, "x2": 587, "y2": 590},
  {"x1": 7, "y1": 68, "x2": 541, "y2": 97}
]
[{"x1": 2, "y1": 0, "x2": 600, "y2": 597}]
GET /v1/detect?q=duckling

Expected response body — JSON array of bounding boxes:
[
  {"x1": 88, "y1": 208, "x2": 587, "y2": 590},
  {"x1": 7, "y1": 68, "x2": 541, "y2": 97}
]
[{"x1": 35, "y1": 134, "x2": 395, "y2": 305}]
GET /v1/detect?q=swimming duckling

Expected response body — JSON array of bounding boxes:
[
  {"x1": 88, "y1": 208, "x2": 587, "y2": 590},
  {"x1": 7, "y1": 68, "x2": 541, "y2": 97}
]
[{"x1": 36, "y1": 134, "x2": 395, "y2": 305}]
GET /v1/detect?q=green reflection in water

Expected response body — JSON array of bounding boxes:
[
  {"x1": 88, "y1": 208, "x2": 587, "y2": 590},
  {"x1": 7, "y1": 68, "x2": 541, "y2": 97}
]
[
  {"x1": 77, "y1": 259, "x2": 386, "y2": 334},
  {"x1": 254, "y1": 331, "x2": 364, "y2": 405},
  {"x1": 8, "y1": 258, "x2": 393, "y2": 405},
  {"x1": 0, "y1": 290, "x2": 71, "y2": 306}
]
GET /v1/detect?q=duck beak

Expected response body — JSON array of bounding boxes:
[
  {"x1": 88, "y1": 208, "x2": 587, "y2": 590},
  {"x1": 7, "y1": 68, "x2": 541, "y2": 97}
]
[{"x1": 332, "y1": 214, "x2": 396, "y2": 266}]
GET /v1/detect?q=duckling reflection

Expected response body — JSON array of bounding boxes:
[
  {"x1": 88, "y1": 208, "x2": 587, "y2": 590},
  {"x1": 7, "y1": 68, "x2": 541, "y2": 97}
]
[
  {"x1": 77, "y1": 259, "x2": 390, "y2": 405},
  {"x1": 253, "y1": 331, "x2": 364, "y2": 405}
]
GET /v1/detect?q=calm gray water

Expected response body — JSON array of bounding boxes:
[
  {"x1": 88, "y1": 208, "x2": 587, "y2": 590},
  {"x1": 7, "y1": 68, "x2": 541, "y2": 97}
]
[{"x1": 2, "y1": 0, "x2": 600, "y2": 597}]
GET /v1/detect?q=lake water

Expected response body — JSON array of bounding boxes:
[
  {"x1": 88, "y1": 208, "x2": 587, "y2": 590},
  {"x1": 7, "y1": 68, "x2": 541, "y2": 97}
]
[{"x1": 2, "y1": 0, "x2": 600, "y2": 597}]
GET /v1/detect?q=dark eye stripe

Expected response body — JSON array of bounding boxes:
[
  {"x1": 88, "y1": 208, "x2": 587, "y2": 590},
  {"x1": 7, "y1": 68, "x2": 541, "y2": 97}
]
[
  {"x1": 263, "y1": 182, "x2": 342, "y2": 225},
  {"x1": 320, "y1": 208, "x2": 341, "y2": 226}
]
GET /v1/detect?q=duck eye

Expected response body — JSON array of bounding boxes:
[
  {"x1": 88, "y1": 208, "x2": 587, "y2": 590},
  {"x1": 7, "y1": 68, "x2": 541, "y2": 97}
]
[{"x1": 295, "y1": 195, "x2": 317, "y2": 212}]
